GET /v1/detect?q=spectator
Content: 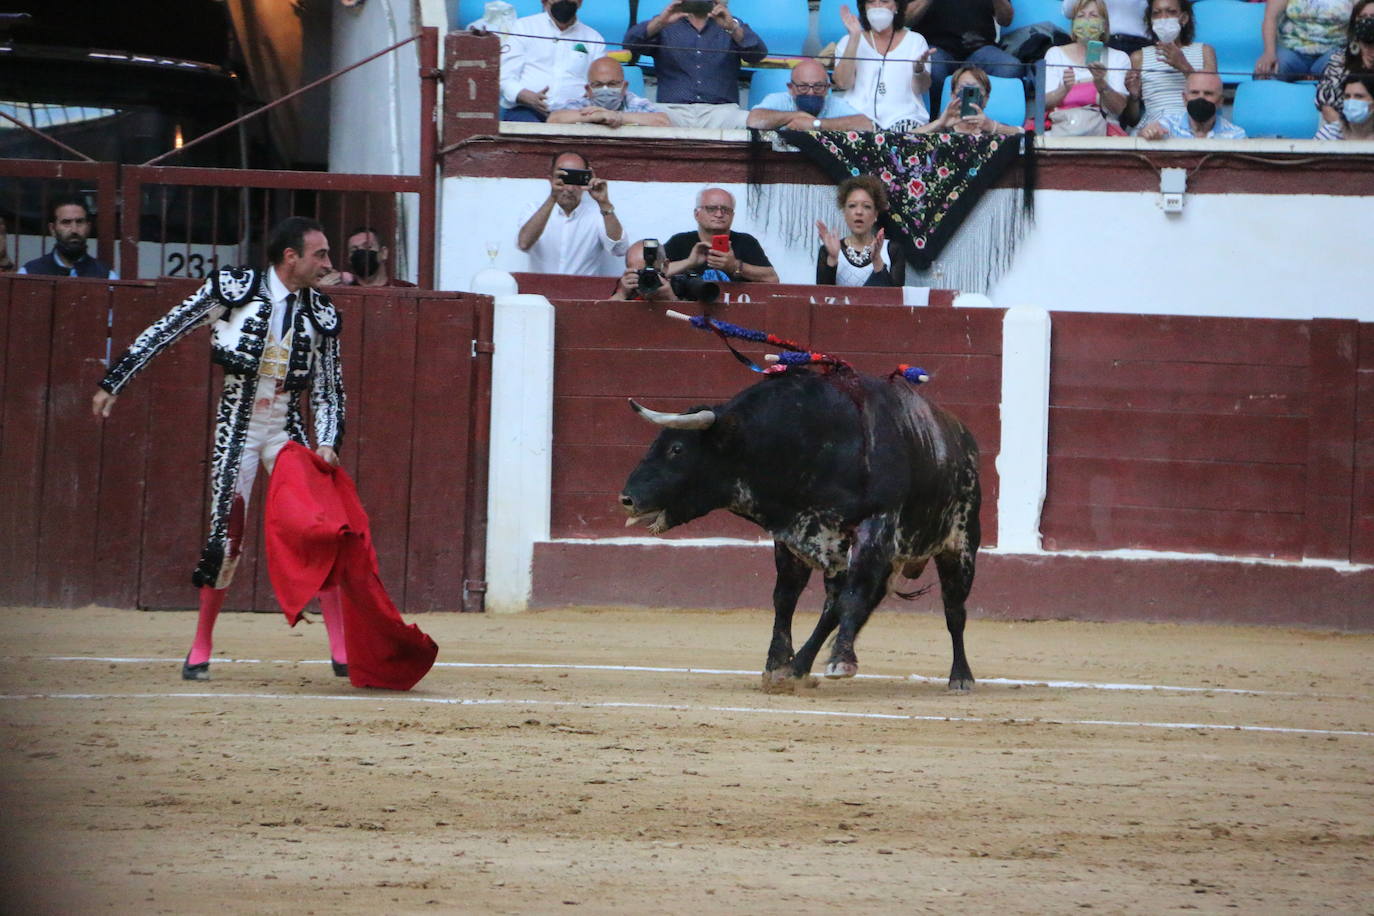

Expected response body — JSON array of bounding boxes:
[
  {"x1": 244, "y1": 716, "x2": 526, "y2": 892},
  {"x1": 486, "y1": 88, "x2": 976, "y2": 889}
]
[
  {"x1": 1138, "y1": 69, "x2": 1248, "y2": 137},
  {"x1": 917, "y1": 64, "x2": 1026, "y2": 134},
  {"x1": 1256, "y1": 0, "x2": 1354, "y2": 81},
  {"x1": 1124, "y1": 0, "x2": 1217, "y2": 131},
  {"x1": 319, "y1": 227, "x2": 416, "y2": 288},
  {"x1": 623, "y1": 1, "x2": 768, "y2": 128},
  {"x1": 664, "y1": 188, "x2": 779, "y2": 283},
  {"x1": 1044, "y1": 0, "x2": 1133, "y2": 134},
  {"x1": 1315, "y1": 71, "x2": 1374, "y2": 137},
  {"x1": 815, "y1": 175, "x2": 906, "y2": 287},
  {"x1": 746, "y1": 59, "x2": 875, "y2": 130},
  {"x1": 1316, "y1": 0, "x2": 1374, "y2": 122},
  {"x1": 500, "y1": 0, "x2": 606, "y2": 122},
  {"x1": 516, "y1": 152, "x2": 629, "y2": 275},
  {"x1": 906, "y1": 0, "x2": 1023, "y2": 112},
  {"x1": 548, "y1": 57, "x2": 673, "y2": 127},
  {"x1": 609, "y1": 240, "x2": 681, "y2": 301},
  {"x1": 1061, "y1": 0, "x2": 1153, "y2": 52},
  {"x1": 19, "y1": 196, "x2": 117, "y2": 279},
  {"x1": 832, "y1": 0, "x2": 934, "y2": 131}
]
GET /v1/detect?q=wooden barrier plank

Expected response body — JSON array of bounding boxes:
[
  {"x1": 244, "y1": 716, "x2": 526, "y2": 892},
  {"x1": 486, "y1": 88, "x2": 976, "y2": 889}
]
[
  {"x1": 35, "y1": 282, "x2": 111, "y2": 607},
  {"x1": 0, "y1": 279, "x2": 54, "y2": 606},
  {"x1": 135, "y1": 326, "x2": 214, "y2": 610},
  {"x1": 353, "y1": 293, "x2": 418, "y2": 597},
  {"x1": 1302, "y1": 319, "x2": 1359, "y2": 561},
  {"x1": 1042, "y1": 504, "x2": 1304, "y2": 558},
  {"x1": 404, "y1": 297, "x2": 475, "y2": 612},
  {"x1": 1049, "y1": 407, "x2": 1308, "y2": 464},
  {"x1": 1052, "y1": 313, "x2": 1311, "y2": 366},
  {"x1": 1051, "y1": 359, "x2": 1308, "y2": 415},
  {"x1": 1047, "y1": 456, "x2": 1304, "y2": 515},
  {"x1": 811, "y1": 307, "x2": 1004, "y2": 355},
  {"x1": 94, "y1": 285, "x2": 163, "y2": 610}
]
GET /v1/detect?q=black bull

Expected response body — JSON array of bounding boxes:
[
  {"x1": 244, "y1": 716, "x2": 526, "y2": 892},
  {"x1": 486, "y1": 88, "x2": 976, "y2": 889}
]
[{"x1": 619, "y1": 367, "x2": 981, "y2": 692}]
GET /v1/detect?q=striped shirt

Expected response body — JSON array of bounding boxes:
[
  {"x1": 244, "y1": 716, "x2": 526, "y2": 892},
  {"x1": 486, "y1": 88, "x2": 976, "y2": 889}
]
[{"x1": 1136, "y1": 42, "x2": 1207, "y2": 132}]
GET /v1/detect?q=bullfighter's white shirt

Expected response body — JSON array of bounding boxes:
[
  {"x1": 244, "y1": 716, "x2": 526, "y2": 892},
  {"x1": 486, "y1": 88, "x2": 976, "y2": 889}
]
[{"x1": 522, "y1": 192, "x2": 628, "y2": 277}]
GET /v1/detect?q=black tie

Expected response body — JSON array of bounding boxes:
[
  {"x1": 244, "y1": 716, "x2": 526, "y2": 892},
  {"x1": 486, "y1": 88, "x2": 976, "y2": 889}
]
[{"x1": 281, "y1": 292, "x2": 296, "y2": 339}]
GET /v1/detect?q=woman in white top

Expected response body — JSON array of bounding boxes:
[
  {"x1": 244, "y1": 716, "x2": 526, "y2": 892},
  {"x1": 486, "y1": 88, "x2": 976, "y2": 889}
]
[
  {"x1": 832, "y1": 0, "x2": 933, "y2": 131},
  {"x1": 1123, "y1": 0, "x2": 1217, "y2": 131},
  {"x1": 1062, "y1": 0, "x2": 1152, "y2": 51},
  {"x1": 1045, "y1": 0, "x2": 1133, "y2": 132}
]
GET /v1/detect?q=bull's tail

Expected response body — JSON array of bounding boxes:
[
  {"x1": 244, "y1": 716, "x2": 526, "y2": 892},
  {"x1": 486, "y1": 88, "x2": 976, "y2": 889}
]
[{"x1": 894, "y1": 582, "x2": 936, "y2": 600}]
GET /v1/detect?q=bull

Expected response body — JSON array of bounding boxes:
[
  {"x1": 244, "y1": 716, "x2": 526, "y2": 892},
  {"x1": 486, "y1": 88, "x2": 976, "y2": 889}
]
[{"x1": 619, "y1": 367, "x2": 980, "y2": 692}]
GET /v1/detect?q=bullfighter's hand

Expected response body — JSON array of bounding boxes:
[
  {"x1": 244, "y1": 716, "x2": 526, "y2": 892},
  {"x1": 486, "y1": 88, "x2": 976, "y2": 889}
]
[
  {"x1": 92, "y1": 389, "x2": 117, "y2": 418},
  {"x1": 316, "y1": 446, "x2": 340, "y2": 467}
]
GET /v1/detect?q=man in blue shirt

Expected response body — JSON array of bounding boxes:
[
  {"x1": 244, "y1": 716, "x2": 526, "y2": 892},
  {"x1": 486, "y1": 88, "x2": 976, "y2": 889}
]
[
  {"x1": 1138, "y1": 71, "x2": 1247, "y2": 140},
  {"x1": 746, "y1": 59, "x2": 875, "y2": 131},
  {"x1": 624, "y1": 0, "x2": 767, "y2": 128},
  {"x1": 19, "y1": 197, "x2": 118, "y2": 279}
]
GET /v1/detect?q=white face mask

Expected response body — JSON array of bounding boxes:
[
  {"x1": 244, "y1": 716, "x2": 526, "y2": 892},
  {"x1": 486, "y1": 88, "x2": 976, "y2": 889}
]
[
  {"x1": 1151, "y1": 17, "x2": 1182, "y2": 44},
  {"x1": 865, "y1": 6, "x2": 895, "y2": 31}
]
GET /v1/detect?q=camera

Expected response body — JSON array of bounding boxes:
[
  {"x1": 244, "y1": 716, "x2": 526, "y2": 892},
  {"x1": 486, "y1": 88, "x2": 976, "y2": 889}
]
[
  {"x1": 636, "y1": 239, "x2": 664, "y2": 294},
  {"x1": 670, "y1": 274, "x2": 720, "y2": 304}
]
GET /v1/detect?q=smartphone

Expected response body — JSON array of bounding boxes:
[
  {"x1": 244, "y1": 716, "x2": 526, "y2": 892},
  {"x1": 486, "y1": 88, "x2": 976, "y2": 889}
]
[
  {"x1": 1084, "y1": 40, "x2": 1104, "y2": 65},
  {"x1": 560, "y1": 167, "x2": 592, "y2": 186},
  {"x1": 678, "y1": 0, "x2": 714, "y2": 14},
  {"x1": 711, "y1": 233, "x2": 731, "y2": 253},
  {"x1": 958, "y1": 85, "x2": 983, "y2": 117}
]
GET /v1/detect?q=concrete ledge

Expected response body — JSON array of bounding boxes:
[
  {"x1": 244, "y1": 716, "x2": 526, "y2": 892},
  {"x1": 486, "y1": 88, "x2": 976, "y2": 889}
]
[{"x1": 532, "y1": 540, "x2": 1374, "y2": 631}]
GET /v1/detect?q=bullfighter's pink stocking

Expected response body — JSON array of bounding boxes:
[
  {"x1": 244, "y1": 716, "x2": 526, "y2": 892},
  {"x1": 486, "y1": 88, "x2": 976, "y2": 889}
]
[
  {"x1": 319, "y1": 587, "x2": 348, "y2": 665},
  {"x1": 186, "y1": 586, "x2": 226, "y2": 666}
]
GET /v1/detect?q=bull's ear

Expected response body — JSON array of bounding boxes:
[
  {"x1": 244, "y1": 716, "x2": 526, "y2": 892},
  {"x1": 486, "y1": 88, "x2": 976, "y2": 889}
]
[
  {"x1": 628, "y1": 399, "x2": 716, "y2": 430},
  {"x1": 707, "y1": 412, "x2": 744, "y2": 452}
]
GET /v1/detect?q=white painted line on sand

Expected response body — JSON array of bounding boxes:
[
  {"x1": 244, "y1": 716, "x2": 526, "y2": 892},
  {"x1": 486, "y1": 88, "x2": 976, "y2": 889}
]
[
  {"x1": 1, "y1": 691, "x2": 1370, "y2": 739},
  {"x1": 25, "y1": 656, "x2": 1343, "y2": 700}
]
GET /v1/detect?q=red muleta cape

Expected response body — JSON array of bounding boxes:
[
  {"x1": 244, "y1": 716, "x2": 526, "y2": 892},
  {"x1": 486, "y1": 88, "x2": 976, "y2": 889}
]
[{"x1": 265, "y1": 441, "x2": 438, "y2": 690}]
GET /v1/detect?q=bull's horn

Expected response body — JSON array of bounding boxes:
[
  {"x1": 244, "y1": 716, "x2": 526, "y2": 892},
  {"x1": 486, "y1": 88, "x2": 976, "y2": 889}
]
[{"x1": 628, "y1": 399, "x2": 716, "y2": 430}]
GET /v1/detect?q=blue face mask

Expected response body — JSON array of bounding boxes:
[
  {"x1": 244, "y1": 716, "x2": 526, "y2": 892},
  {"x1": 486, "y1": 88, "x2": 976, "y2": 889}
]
[
  {"x1": 1343, "y1": 97, "x2": 1372, "y2": 125},
  {"x1": 795, "y1": 93, "x2": 825, "y2": 116}
]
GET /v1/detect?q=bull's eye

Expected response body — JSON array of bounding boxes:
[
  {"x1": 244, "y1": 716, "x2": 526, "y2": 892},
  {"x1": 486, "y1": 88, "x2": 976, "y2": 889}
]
[{"x1": 668, "y1": 441, "x2": 684, "y2": 458}]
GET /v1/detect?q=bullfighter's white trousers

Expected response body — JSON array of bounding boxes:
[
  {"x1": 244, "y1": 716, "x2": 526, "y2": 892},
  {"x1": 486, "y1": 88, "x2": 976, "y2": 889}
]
[{"x1": 220, "y1": 373, "x2": 292, "y2": 587}]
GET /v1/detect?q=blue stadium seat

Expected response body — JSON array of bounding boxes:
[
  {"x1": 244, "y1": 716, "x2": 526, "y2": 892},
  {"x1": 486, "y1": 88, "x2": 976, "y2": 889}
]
[
  {"x1": 622, "y1": 64, "x2": 646, "y2": 98},
  {"x1": 1007, "y1": 0, "x2": 1068, "y2": 32},
  {"x1": 577, "y1": 1, "x2": 633, "y2": 47},
  {"x1": 1229, "y1": 79, "x2": 1320, "y2": 137},
  {"x1": 1193, "y1": 0, "x2": 1266, "y2": 83},
  {"x1": 748, "y1": 66, "x2": 797, "y2": 109},
  {"x1": 730, "y1": 0, "x2": 811, "y2": 58},
  {"x1": 940, "y1": 74, "x2": 1027, "y2": 126}
]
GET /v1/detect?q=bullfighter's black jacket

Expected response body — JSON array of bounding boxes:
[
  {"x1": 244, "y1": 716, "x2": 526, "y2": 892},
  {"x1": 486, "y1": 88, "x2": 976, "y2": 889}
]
[{"x1": 99, "y1": 266, "x2": 345, "y2": 589}]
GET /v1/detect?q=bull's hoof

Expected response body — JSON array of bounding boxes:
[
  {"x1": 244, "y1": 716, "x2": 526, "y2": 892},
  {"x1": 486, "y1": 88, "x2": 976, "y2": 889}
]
[
  {"x1": 823, "y1": 661, "x2": 858, "y2": 680},
  {"x1": 760, "y1": 670, "x2": 819, "y2": 693},
  {"x1": 947, "y1": 676, "x2": 975, "y2": 692}
]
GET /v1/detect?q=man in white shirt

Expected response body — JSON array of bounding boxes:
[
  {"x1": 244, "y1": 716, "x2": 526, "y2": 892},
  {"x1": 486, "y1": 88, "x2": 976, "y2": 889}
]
[
  {"x1": 516, "y1": 151, "x2": 629, "y2": 275},
  {"x1": 500, "y1": 0, "x2": 606, "y2": 122}
]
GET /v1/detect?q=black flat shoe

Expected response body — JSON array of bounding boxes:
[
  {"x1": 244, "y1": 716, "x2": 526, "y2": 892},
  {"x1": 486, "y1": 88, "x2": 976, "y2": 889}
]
[
  {"x1": 181, "y1": 658, "x2": 210, "y2": 681},
  {"x1": 331, "y1": 660, "x2": 349, "y2": 678}
]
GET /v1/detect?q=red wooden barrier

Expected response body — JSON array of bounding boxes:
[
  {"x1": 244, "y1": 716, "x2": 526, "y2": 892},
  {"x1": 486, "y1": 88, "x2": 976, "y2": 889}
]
[
  {"x1": 548, "y1": 298, "x2": 1004, "y2": 547},
  {"x1": 0, "y1": 276, "x2": 492, "y2": 613},
  {"x1": 1044, "y1": 313, "x2": 1369, "y2": 562}
]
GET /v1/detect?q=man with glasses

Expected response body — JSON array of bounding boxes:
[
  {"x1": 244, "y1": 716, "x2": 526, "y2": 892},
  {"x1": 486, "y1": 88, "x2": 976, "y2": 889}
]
[
  {"x1": 663, "y1": 187, "x2": 779, "y2": 283},
  {"x1": 548, "y1": 56, "x2": 672, "y2": 128},
  {"x1": 746, "y1": 59, "x2": 875, "y2": 130}
]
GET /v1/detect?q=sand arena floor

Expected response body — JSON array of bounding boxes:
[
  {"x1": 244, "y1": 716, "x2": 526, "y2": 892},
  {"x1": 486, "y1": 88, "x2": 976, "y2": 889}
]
[{"x1": 1, "y1": 605, "x2": 1371, "y2": 914}]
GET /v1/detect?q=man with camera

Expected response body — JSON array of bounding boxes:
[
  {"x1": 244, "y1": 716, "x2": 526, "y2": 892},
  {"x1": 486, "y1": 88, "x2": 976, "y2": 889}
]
[
  {"x1": 663, "y1": 188, "x2": 779, "y2": 284},
  {"x1": 746, "y1": 59, "x2": 874, "y2": 131},
  {"x1": 623, "y1": 0, "x2": 767, "y2": 128},
  {"x1": 516, "y1": 151, "x2": 629, "y2": 275},
  {"x1": 609, "y1": 240, "x2": 682, "y2": 301}
]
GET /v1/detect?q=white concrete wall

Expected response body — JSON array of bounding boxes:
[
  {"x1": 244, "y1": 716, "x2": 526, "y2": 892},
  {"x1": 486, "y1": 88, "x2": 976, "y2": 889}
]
[{"x1": 440, "y1": 175, "x2": 1372, "y2": 321}]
